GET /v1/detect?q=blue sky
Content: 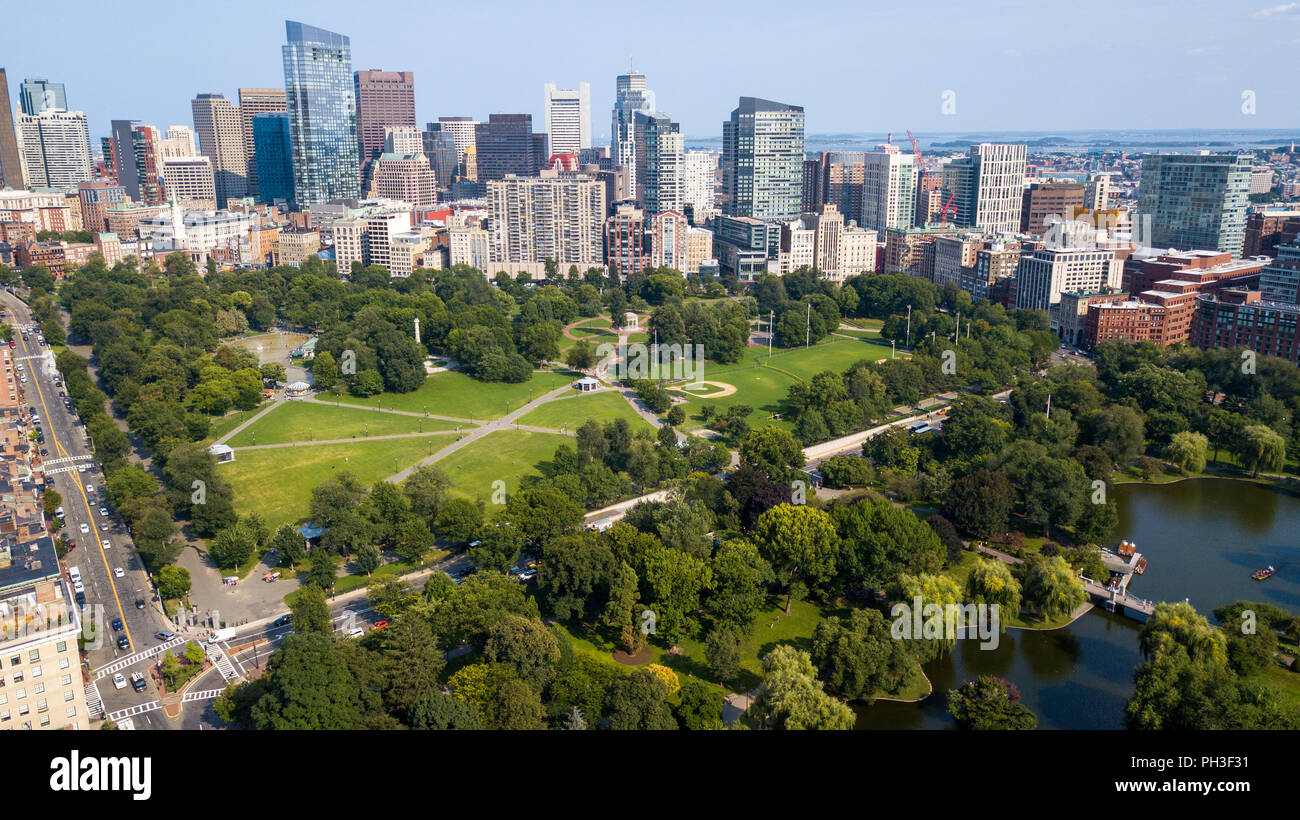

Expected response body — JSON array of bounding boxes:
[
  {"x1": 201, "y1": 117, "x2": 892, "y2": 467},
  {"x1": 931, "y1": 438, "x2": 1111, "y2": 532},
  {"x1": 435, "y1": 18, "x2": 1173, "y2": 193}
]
[{"x1": 4, "y1": 0, "x2": 1298, "y2": 143}]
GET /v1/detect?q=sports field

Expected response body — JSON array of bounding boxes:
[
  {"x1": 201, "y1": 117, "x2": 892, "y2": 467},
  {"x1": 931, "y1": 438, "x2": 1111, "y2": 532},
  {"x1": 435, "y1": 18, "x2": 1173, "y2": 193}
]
[
  {"x1": 515, "y1": 389, "x2": 653, "y2": 432},
  {"x1": 330, "y1": 368, "x2": 577, "y2": 420},
  {"x1": 225, "y1": 400, "x2": 462, "y2": 447}
]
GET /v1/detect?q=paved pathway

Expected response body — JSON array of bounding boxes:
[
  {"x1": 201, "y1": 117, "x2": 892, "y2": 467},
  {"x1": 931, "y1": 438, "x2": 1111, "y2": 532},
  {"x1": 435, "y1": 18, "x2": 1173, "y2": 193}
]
[{"x1": 214, "y1": 399, "x2": 286, "y2": 445}]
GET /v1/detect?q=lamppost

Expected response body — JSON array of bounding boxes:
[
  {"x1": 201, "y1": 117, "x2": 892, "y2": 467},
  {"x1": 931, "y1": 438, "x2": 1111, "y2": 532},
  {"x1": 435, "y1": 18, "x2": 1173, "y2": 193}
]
[{"x1": 906, "y1": 304, "x2": 912, "y2": 349}]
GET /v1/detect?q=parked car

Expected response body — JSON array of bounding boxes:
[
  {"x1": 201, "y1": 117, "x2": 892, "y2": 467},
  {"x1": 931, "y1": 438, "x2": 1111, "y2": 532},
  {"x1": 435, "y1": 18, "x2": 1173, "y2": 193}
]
[
  {"x1": 102, "y1": 539, "x2": 111, "y2": 550},
  {"x1": 113, "y1": 567, "x2": 123, "y2": 578},
  {"x1": 112, "y1": 673, "x2": 127, "y2": 690},
  {"x1": 98, "y1": 507, "x2": 108, "y2": 517},
  {"x1": 134, "y1": 598, "x2": 145, "y2": 609},
  {"x1": 155, "y1": 630, "x2": 175, "y2": 640},
  {"x1": 111, "y1": 617, "x2": 123, "y2": 631},
  {"x1": 371, "y1": 620, "x2": 389, "y2": 630},
  {"x1": 78, "y1": 523, "x2": 89, "y2": 534},
  {"x1": 272, "y1": 614, "x2": 292, "y2": 627},
  {"x1": 116, "y1": 635, "x2": 129, "y2": 650}
]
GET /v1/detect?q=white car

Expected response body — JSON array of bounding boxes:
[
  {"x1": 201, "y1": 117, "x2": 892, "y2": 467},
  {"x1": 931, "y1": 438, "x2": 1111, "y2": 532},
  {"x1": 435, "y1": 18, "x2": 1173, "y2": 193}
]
[
  {"x1": 112, "y1": 673, "x2": 127, "y2": 690},
  {"x1": 73, "y1": 580, "x2": 85, "y2": 594},
  {"x1": 85, "y1": 484, "x2": 94, "y2": 494},
  {"x1": 101, "y1": 539, "x2": 111, "y2": 550},
  {"x1": 113, "y1": 567, "x2": 124, "y2": 578},
  {"x1": 19, "y1": 376, "x2": 25, "y2": 384},
  {"x1": 98, "y1": 507, "x2": 109, "y2": 516},
  {"x1": 77, "y1": 464, "x2": 87, "y2": 473},
  {"x1": 78, "y1": 523, "x2": 89, "y2": 534}
]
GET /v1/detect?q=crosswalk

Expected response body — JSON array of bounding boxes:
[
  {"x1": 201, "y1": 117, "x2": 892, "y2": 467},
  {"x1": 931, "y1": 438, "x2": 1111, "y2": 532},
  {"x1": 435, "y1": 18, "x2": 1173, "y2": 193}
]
[
  {"x1": 45, "y1": 465, "x2": 87, "y2": 476},
  {"x1": 94, "y1": 636, "x2": 186, "y2": 680},
  {"x1": 84, "y1": 682, "x2": 104, "y2": 718},
  {"x1": 207, "y1": 644, "x2": 240, "y2": 682},
  {"x1": 182, "y1": 688, "x2": 228, "y2": 703},
  {"x1": 44, "y1": 454, "x2": 93, "y2": 466},
  {"x1": 105, "y1": 700, "x2": 159, "y2": 723}
]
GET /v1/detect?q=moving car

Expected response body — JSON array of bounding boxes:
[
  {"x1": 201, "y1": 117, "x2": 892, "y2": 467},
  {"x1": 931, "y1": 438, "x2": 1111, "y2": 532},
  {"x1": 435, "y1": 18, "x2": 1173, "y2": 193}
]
[
  {"x1": 346, "y1": 627, "x2": 365, "y2": 638},
  {"x1": 272, "y1": 614, "x2": 292, "y2": 627},
  {"x1": 113, "y1": 567, "x2": 124, "y2": 578},
  {"x1": 79, "y1": 523, "x2": 89, "y2": 534},
  {"x1": 116, "y1": 635, "x2": 130, "y2": 650},
  {"x1": 85, "y1": 484, "x2": 94, "y2": 494},
  {"x1": 371, "y1": 620, "x2": 389, "y2": 630},
  {"x1": 112, "y1": 673, "x2": 127, "y2": 690},
  {"x1": 111, "y1": 618, "x2": 123, "y2": 631},
  {"x1": 102, "y1": 539, "x2": 111, "y2": 550},
  {"x1": 98, "y1": 507, "x2": 108, "y2": 517},
  {"x1": 130, "y1": 672, "x2": 147, "y2": 692},
  {"x1": 155, "y1": 630, "x2": 175, "y2": 640},
  {"x1": 134, "y1": 598, "x2": 145, "y2": 609}
]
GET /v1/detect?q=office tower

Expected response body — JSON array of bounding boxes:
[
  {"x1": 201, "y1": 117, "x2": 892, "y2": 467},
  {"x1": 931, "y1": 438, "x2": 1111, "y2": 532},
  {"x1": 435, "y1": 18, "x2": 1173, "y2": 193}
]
[
  {"x1": 474, "y1": 114, "x2": 546, "y2": 182},
  {"x1": 544, "y1": 82, "x2": 591, "y2": 156},
  {"x1": 722, "y1": 97, "x2": 805, "y2": 222},
  {"x1": 0, "y1": 69, "x2": 27, "y2": 188},
  {"x1": 430, "y1": 116, "x2": 478, "y2": 180},
  {"x1": 283, "y1": 20, "x2": 360, "y2": 206},
  {"x1": 1085, "y1": 172, "x2": 1111, "y2": 211},
  {"x1": 16, "y1": 110, "x2": 93, "y2": 188},
  {"x1": 18, "y1": 77, "x2": 67, "y2": 117},
  {"x1": 633, "y1": 111, "x2": 684, "y2": 215},
  {"x1": 1260, "y1": 240, "x2": 1300, "y2": 304},
  {"x1": 605, "y1": 203, "x2": 647, "y2": 278},
  {"x1": 1021, "y1": 181, "x2": 1085, "y2": 235},
  {"x1": 191, "y1": 93, "x2": 247, "y2": 207},
  {"x1": 945, "y1": 143, "x2": 1027, "y2": 233},
  {"x1": 384, "y1": 126, "x2": 423, "y2": 155},
  {"x1": 861, "y1": 144, "x2": 917, "y2": 234},
  {"x1": 162, "y1": 155, "x2": 217, "y2": 210},
  {"x1": 421, "y1": 125, "x2": 459, "y2": 187},
  {"x1": 486, "y1": 169, "x2": 606, "y2": 265},
  {"x1": 161, "y1": 126, "x2": 197, "y2": 158},
  {"x1": 78, "y1": 181, "x2": 126, "y2": 232},
  {"x1": 1138, "y1": 153, "x2": 1252, "y2": 258},
  {"x1": 370, "y1": 152, "x2": 438, "y2": 207},
  {"x1": 252, "y1": 113, "x2": 294, "y2": 206},
  {"x1": 355, "y1": 70, "x2": 416, "y2": 182},
  {"x1": 805, "y1": 151, "x2": 865, "y2": 224},
  {"x1": 1014, "y1": 246, "x2": 1123, "y2": 311},
  {"x1": 237, "y1": 88, "x2": 287, "y2": 199},
  {"x1": 684, "y1": 150, "x2": 718, "y2": 221},
  {"x1": 612, "y1": 72, "x2": 654, "y2": 198}
]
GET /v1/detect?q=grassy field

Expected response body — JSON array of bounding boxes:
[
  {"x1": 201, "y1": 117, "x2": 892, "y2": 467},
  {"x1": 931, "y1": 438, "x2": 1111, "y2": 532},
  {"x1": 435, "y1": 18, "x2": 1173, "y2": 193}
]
[
  {"x1": 436, "y1": 429, "x2": 571, "y2": 504},
  {"x1": 207, "y1": 405, "x2": 269, "y2": 441},
  {"x1": 222, "y1": 437, "x2": 450, "y2": 530},
  {"x1": 516, "y1": 389, "x2": 653, "y2": 433},
  {"x1": 329, "y1": 368, "x2": 577, "y2": 420},
  {"x1": 759, "y1": 336, "x2": 899, "y2": 381},
  {"x1": 225, "y1": 400, "x2": 462, "y2": 447}
]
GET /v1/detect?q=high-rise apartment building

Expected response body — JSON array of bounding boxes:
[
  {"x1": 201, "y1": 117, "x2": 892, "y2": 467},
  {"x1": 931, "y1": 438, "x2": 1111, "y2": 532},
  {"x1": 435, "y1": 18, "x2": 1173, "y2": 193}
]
[
  {"x1": 161, "y1": 156, "x2": 217, "y2": 210},
  {"x1": 18, "y1": 78, "x2": 66, "y2": 116},
  {"x1": 283, "y1": 20, "x2": 360, "y2": 206},
  {"x1": 683, "y1": 150, "x2": 718, "y2": 221},
  {"x1": 16, "y1": 110, "x2": 92, "y2": 188},
  {"x1": 633, "y1": 111, "x2": 684, "y2": 215},
  {"x1": 806, "y1": 152, "x2": 866, "y2": 226},
  {"x1": 611, "y1": 72, "x2": 654, "y2": 198},
  {"x1": 649, "y1": 210, "x2": 690, "y2": 271},
  {"x1": 486, "y1": 169, "x2": 606, "y2": 265},
  {"x1": 354, "y1": 70, "x2": 416, "y2": 182},
  {"x1": 252, "y1": 113, "x2": 294, "y2": 206},
  {"x1": 722, "y1": 97, "x2": 805, "y2": 222},
  {"x1": 1260, "y1": 240, "x2": 1300, "y2": 304},
  {"x1": 544, "y1": 82, "x2": 591, "y2": 157},
  {"x1": 861, "y1": 144, "x2": 917, "y2": 234},
  {"x1": 1015, "y1": 246, "x2": 1123, "y2": 311},
  {"x1": 605, "y1": 203, "x2": 647, "y2": 279},
  {"x1": 237, "y1": 88, "x2": 287, "y2": 199},
  {"x1": 191, "y1": 93, "x2": 247, "y2": 207},
  {"x1": 945, "y1": 143, "x2": 1027, "y2": 234},
  {"x1": 1138, "y1": 153, "x2": 1252, "y2": 258},
  {"x1": 0, "y1": 70, "x2": 24, "y2": 189},
  {"x1": 475, "y1": 114, "x2": 546, "y2": 182},
  {"x1": 77, "y1": 181, "x2": 126, "y2": 233}
]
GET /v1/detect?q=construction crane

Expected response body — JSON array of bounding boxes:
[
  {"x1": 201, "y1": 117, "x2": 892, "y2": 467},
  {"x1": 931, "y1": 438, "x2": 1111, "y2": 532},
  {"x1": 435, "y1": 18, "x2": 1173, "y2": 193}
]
[{"x1": 937, "y1": 192, "x2": 957, "y2": 223}]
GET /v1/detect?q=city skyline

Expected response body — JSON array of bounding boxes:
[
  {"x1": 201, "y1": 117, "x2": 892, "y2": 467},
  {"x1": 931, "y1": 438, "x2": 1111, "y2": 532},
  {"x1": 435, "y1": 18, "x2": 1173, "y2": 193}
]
[{"x1": 3, "y1": 0, "x2": 1298, "y2": 151}]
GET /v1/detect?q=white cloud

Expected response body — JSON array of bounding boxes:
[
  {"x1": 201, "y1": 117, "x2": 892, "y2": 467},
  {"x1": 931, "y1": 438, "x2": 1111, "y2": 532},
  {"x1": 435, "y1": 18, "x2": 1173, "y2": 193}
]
[{"x1": 1254, "y1": 3, "x2": 1299, "y2": 17}]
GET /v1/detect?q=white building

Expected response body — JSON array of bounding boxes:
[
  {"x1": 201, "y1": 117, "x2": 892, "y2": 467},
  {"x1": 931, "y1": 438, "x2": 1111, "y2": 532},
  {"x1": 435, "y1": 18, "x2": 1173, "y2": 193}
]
[
  {"x1": 486, "y1": 170, "x2": 606, "y2": 266},
  {"x1": 687, "y1": 227, "x2": 713, "y2": 276},
  {"x1": 384, "y1": 125, "x2": 424, "y2": 155},
  {"x1": 947, "y1": 143, "x2": 1028, "y2": 234},
  {"x1": 780, "y1": 204, "x2": 876, "y2": 282},
  {"x1": 139, "y1": 198, "x2": 256, "y2": 267},
  {"x1": 1015, "y1": 246, "x2": 1123, "y2": 311},
  {"x1": 543, "y1": 82, "x2": 591, "y2": 156},
  {"x1": 16, "y1": 109, "x2": 92, "y2": 188},
  {"x1": 683, "y1": 150, "x2": 718, "y2": 221},
  {"x1": 332, "y1": 204, "x2": 414, "y2": 273},
  {"x1": 161, "y1": 125, "x2": 198, "y2": 159},
  {"x1": 449, "y1": 226, "x2": 490, "y2": 271},
  {"x1": 861, "y1": 144, "x2": 917, "y2": 234},
  {"x1": 650, "y1": 210, "x2": 690, "y2": 271}
]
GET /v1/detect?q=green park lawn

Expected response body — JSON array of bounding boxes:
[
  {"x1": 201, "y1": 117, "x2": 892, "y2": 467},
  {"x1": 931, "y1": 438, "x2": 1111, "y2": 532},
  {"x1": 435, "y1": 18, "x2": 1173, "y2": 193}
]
[
  {"x1": 330, "y1": 368, "x2": 577, "y2": 420},
  {"x1": 222, "y1": 437, "x2": 449, "y2": 530},
  {"x1": 436, "y1": 429, "x2": 571, "y2": 505},
  {"x1": 207, "y1": 404, "x2": 268, "y2": 441},
  {"x1": 516, "y1": 389, "x2": 653, "y2": 433},
  {"x1": 759, "y1": 336, "x2": 899, "y2": 381},
  {"x1": 225, "y1": 400, "x2": 461, "y2": 447}
]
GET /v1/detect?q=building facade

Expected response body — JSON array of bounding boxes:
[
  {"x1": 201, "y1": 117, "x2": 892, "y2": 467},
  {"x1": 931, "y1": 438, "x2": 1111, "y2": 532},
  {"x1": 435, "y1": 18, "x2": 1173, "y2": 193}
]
[
  {"x1": 1191, "y1": 289, "x2": 1300, "y2": 365},
  {"x1": 237, "y1": 88, "x2": 287, "y2": 199},
  {"x1": 161, "y1": 156, "x2": 217, "y2": 210},
  {"x1": 252, "y1": 113, "x2": 295, "y2": 206},
  {"x1": 475, "y1": 114, "x2": 546, "y2": 182},
  {"x1": 722, "y1": 97, "x2": 805, "y2": 222},
  {"x1": 1138, "y1": 153, "x2": 1252, "y2": 258},
  {"x1": 354, "y1": 70, "x2": 416, "y2": 183},
  {"x1": 487, "y1": 170, "x2": 605, "y2": 266},
  {"x1": 283, "y1": 20, "x2": 360, "y2": 206},
  {"x1": 0, "y1": 70, "x2": 24, "y2": 189},
  {"x1": 611, "y1": 72, "x2": 654, "y2": 199},
  {"x1": 191, "y1": 93, "x2": 248, "y2": 208},
  {"x1": 633, "y1": 111, "x2": 684, "y2": 216},
  {"x1": 544, "y1": 82, "x2": 591, "y2": 156},
  {"x1": 861, "y1": 144, "x2": 917, "y2": 234},
  {"x1": 16, "y1": 110, "x2": 92, "y2": 188}
]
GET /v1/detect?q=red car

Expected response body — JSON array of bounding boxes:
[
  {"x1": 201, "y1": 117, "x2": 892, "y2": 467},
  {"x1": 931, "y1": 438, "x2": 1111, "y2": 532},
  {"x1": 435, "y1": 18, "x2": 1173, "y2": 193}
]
[{"x1": 371, "y1": 620, "x2": 388, "y2": 630}]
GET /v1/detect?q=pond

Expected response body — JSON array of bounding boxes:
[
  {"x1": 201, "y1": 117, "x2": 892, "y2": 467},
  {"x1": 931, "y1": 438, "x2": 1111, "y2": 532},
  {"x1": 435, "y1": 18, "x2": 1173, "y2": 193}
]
[{"x1": 854, "y1": 478, "x2": 1300, "y2": 729}]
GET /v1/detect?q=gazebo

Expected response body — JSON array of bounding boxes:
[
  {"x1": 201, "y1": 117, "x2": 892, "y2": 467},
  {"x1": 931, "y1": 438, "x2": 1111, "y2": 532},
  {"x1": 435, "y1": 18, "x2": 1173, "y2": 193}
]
[
  {"x1": 575, "y1": 376, "x2": 600, "y2": 392},
  {"x1": 624, "y1": 312, "x2": 639, "y2": 329}
]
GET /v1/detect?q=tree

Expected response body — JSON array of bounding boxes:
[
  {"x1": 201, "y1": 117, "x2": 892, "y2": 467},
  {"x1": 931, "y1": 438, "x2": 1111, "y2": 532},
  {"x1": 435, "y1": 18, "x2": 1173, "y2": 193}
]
[
  {"x1": 1138, "y1": 601, "x2": 1227, "y2": 666},
  {"x1": 676, "y1": 677, "x2": 725, "y2": 730},
  {"x1": 209, "y1": 524, "x2": 256, "y2": 570},
  {"x1": 708, "y1": 539, "x2": 774, "y2": 629},
  {"x1": 1079, "y1": 405, "x2": 1145, "y2": 466},
  {"x1": 947, "y1": 676, "x2": 1037, "y2": 729},
  {"x1": 250, "y1": 634, "x2": 369, "y2": 729},
  {"x1": 434, "y1": 498, "x2": 482, "y2": 546},
  {"x1": 946, "y1": 469, "x2": 1014, "y2": 539},
  {"x1": 606, "y1": 667, "x2": 677, "y2": 730},
  {"x1": 752, "y1": 645, "x2": 854, "y2": 730},
  {"x1": 753, "y1": 504, "x2": 839, "y2": 613},
  {"x1": 641, "y1": 545, "x2": 712, "y2": 644},
  {"x1": 311, "y1": 351, "x2": 339, "y2": 390},
  {"x1": 307, "y1": 550, "x2": 341, "y2": 593},
  {"x1": 1019, "y1": 555, "x2": 1086, "y2": 621},
  {"x1": 830, "y1": 497, "x2": 944, "y2": 591},
  {"x1": 964, "y1": 559, "x2": 1021, "y2": 620},
  {"x1": 353, "y1": 543, "x2": 381, "y2": 576},
  {"x1": 603, "y1": 561, "x2": 643, "y2": 652},
  {"x1": 483, "y1": 615, "x2": 562, "y2": 690},
  {"x1": 157, "y1": 565, "x2": 192, "y2": 600},
  {"x1": 409, "y1": 690, "x2": 483, "y2": 730},
  {"x1": 483, "y1": 678, "x2": 547, "y2": 730},
  {"x1": 270, "y1": 524, "x2": 305, "y2": 568},
  {"x1": 1073, "y1": 498, "x2": 1118, "y2": 545},
  {"x1": 1235, "y1": 424, "x2": 1286, "y2": 476},
  {"x1": 1021, "y1": 456, "x2": 1088, "y2": 536},
  {"x1": 810, "y1": 609, "x2": 913, "y2": 702},
  {"x1": 740, "y1": 426, "x2": 806, "y2": 482},
  {"x1": 1165, "y1": 431, "x2": 1208, "y2": 473},
  {"x1": 537, "y1": 534, "x2": 616, "y2": 622},
  {"x1": 704, "y1": 625, "x2": 743, "y2": 683},
  {"x1": 565, "y1": 340, "x2": 596, "y2": 370},
  {"x1": 291, "y1": 586, "x2": 333, "y2": 635}
]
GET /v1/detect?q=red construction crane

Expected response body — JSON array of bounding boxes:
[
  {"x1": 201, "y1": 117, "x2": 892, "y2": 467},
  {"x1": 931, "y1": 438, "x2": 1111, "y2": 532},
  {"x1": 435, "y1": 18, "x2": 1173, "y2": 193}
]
[{"x1": 937, "y1": 193, "x2": 957, "y2": 223}]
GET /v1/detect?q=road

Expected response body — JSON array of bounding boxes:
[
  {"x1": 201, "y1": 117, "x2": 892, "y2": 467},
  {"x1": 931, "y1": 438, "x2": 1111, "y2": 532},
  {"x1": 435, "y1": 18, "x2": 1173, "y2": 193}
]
[{"x1": 0, "y1": 289, "x2": 172, "y2": 721}]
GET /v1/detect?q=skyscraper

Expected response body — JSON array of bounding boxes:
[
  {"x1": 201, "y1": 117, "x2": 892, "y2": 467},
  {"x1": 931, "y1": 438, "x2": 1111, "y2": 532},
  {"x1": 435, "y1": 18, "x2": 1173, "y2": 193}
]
[
  {"x1": 945, "y1": 143, "x2": 1027, "y2": 234},
  {"x1": 283, "y1": 20, "x2": 360, "y2": 206},
  {"x1": 487, "y1": 170, "x2": 606, "y2": 265},
  {"x1": 238, "y1": 88, "x2": 287, "y2": 199},
  {"x1": 683, "y1": 150, "x2": 718, "y2": 221},
  {"x1": 354, "y1": 70, "x2": 416, "y2": 183},
  {"x1": 633, "y1": 111, "x2": 684, "y2": 215},
  {"x1": 1138, "y1": 153, "x2": 1252, "y2": 258},
  {"x1": 252, "y1": 113, "x2": 294, "y2": 206},
  {"x1": 16, "y1": 109, "x2": 92, "y2": 188},
  {"x1": 161, "y1": 126, "x2": 198, "y2": 159},
  {"x1": 722, "y1": 96, "x2": 805, "y2": 222},
  {"x1": 861, "y1": 144, "x2": 917, "y2": 234},
  {"x1": 191, "y1": 93, "x2": 248, "y2": 207},
  {"x1": 474, "y1": 114, "x2": 546, "y2": 182},
  {"x1": 421, "y1": 125, "x2": 459, "y2": 187},
  {"x1": 544, "y1": 82, "x2": 591, "y2": 156},
  {"x1": 18, "y1": 78, "x2": 66, "y2": 116},
  {"x1": 611, "y1": 72, "x2": 654, "y2": 198},
  {"x1": 0, "y1": 69, "x2": 26, "y2": 189},
  {"x1": 428, "y1": 116, "x2": 478, "y2": 182}
]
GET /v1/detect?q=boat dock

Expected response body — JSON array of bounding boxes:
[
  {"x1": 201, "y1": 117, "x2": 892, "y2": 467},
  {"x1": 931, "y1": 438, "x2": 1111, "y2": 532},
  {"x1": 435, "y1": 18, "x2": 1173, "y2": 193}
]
[{"x1": 1083, "y1": 544, "x2": 1154, "y2": 621}]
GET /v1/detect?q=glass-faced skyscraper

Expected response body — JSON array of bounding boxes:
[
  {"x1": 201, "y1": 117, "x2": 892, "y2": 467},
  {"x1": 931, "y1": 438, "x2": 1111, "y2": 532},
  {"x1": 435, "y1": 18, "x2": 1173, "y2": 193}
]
[
  {"x1": 1138, "y1": 153, "x2": 1252, "y2": 258},
  {"x1": 19, "y1": 78, "x2": 67, "y2": 116},
  {"x1": 282, "y1": 20, "x2": 360, "y2": 206},
  {"x1": 612, "y1": 72, "x2": 654, "y2": 199},
  {"x1": 722, "y1": 97, "x2": 805, "y2": 222}
]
